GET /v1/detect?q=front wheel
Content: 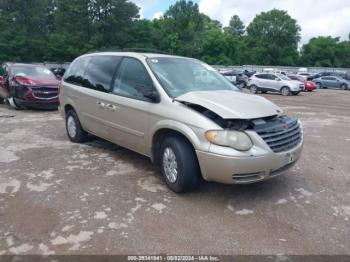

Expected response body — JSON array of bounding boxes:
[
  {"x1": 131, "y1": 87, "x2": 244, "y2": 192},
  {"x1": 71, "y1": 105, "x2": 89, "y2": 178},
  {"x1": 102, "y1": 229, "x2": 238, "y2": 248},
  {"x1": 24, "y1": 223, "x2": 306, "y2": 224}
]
[
  {"x1": 249, "y1": 85, "x2": 258, "y2": 94},
  {"x1": 341, "y1": 84, "x2": 348, "y2": 90},
  {"x1": 65, "y1": 110, "x2": 88, "y2": 143},
  {"x1": 160, "y1": 136, "x2": 200, "y2": 193},
  {"x1": 238, "y1": 82, "x2": 246, "y2": 89},
  {"x1": 8, "y1": 97, "x2": 25, "y2": 110},
  {"x1": 281, "y1": 87, "x2": 291, "y2": 96}
]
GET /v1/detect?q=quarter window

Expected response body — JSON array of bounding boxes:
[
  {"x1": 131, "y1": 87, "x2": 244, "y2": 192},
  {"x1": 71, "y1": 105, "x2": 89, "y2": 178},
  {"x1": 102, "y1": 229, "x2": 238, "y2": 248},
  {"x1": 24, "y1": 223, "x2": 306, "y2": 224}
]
[{"x1": 112, "y1": 58, "x2": 154, "y2": 100}]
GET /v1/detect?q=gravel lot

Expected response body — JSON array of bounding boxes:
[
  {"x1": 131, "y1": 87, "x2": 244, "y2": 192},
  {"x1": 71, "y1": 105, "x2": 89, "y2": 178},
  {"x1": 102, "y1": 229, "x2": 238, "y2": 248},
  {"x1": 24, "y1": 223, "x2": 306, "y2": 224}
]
[{"x1": 0, "y1": 89, "x2": 349, "y2": 256}]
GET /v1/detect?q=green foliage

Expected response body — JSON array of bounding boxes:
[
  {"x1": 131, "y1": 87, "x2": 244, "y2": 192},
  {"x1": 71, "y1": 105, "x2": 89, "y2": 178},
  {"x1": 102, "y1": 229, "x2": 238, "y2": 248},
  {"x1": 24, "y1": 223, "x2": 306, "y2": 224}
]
[
  {"x1": 224, "y1": 15, "x2": 245, "y2": 37},
  {"x1": 0, "y1": 0, "x2": 348, "y2": 67},
  {"x1": 246, "y1": 9, "x2": 301, "y2": 66},
  {"x1": 300, "y1": 37, "x2": 350, "y2": 67}
]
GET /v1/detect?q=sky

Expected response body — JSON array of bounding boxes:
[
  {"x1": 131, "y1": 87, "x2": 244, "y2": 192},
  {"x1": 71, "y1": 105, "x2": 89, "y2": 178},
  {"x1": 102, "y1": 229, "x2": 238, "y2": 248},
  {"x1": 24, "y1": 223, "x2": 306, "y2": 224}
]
[{"x1": 132, "y1": 0, "x2": 350, "y2": 45}]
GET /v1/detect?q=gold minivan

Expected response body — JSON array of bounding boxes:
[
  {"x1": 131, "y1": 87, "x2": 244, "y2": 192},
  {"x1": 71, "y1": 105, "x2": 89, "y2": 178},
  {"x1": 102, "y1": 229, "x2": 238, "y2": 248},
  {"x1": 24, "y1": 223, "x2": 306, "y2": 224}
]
[{"x1": 59, "y1": 52, "x2": 303, "y2": 193}]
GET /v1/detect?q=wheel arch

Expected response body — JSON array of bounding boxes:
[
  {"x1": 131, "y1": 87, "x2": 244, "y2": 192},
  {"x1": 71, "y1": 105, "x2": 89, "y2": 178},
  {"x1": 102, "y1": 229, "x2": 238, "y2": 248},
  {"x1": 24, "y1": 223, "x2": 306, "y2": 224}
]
[
  {"x1": 149, "y1": 122, "x2": 202, "y2": 166},
  {"x1": 280, "y1": 85, "x2": 290, "y2": 91}
]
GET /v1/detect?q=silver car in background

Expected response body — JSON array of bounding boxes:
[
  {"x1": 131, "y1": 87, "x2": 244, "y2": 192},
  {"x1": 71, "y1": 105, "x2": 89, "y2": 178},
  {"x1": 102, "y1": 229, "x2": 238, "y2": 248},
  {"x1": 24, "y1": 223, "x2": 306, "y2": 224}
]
[
  {"x1": 313, "y1": 76, "x2": 350, "y2": 90},
  {"x1": 248, "y1": 73, "x2": 305, "y2": 96}
]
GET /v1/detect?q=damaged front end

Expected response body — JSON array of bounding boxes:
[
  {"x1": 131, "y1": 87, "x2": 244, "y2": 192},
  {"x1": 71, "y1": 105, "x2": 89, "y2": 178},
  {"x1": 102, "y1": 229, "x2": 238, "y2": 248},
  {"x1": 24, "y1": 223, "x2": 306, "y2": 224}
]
[{"x1": 180, "y1": 101, "x2": 303, "y2": 154}]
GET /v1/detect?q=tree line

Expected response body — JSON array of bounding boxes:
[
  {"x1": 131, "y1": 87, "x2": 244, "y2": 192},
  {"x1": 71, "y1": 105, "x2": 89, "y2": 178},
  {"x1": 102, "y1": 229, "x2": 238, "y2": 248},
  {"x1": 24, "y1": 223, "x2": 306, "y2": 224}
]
[{"x1": 0, "y1": 0, "x2": 349, "y2": 67}]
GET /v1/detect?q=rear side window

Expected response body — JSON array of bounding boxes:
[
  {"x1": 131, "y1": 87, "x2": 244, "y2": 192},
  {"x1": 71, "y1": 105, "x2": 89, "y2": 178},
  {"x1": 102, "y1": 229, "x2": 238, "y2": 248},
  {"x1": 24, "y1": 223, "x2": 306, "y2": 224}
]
[
  {"x1": 256, "y1": 74, "x2": 268, "y2": 79},
  {"x1": 268, "y1": 74, "x2": 278, "y2": 80},
  {"x1": 64, "y1": 56, "x2": 91, "y2": 86},
  {"x1": 112, "y1": 57, "x2": 154, "y2": 100},
  {"x1": 83, "y1": 56, "x2": 121, "y2": 92}
]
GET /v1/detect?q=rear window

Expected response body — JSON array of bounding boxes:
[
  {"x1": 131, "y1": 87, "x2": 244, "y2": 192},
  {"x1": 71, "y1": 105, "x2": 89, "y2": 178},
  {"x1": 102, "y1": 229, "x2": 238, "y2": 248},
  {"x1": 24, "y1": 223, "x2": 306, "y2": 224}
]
[
  {"x1": 64, "y1": 56, "x2": 91, "y2": 86},
  {"x1": 255, "y1": 74, "x2": 267, "y2": 79},
  {"x1": 83, "y1": 56, "x2": 121, "y2": 92},
  {"x1": 64, "y1": 55, "x2": 121, "y2": 92}
]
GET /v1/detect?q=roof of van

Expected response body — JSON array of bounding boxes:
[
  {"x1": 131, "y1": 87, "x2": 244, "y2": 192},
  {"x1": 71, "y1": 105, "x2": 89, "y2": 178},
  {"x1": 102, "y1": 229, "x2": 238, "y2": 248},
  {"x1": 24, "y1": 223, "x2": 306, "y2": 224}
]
[{"x1": 84, "y1": 51, "x2": 189, "y2": 60}]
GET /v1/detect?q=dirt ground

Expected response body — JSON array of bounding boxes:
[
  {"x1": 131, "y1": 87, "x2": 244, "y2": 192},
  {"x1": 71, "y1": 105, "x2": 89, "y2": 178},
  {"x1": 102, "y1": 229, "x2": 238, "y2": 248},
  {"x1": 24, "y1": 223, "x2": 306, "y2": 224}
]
[{"x1": 0, "y1": 89, "x2": 349, "y2": 256}]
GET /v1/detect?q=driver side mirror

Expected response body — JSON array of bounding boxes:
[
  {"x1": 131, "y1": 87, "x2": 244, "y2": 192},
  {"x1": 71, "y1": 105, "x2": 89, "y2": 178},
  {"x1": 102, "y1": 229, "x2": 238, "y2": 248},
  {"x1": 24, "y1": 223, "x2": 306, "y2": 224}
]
[{"x1": 143, "y1": 90, "x2": 160, "y2": 103}]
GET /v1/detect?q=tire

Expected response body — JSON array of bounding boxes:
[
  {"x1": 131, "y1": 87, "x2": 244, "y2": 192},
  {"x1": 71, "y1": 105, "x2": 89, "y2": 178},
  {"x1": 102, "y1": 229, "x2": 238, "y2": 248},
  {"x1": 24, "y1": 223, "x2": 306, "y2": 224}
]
[
  {"x1": 65, "y1": 109, "x2": 88, "y2": 143},
  {"x1": 8, "y1": 96, "x2": 24, "y2": 110},
  {"x1": 281, "y1": 86, "x2": 291, "y2": 96},
  {"x1": 238, "y1": 81, "x2": 246, "y2": 89},
  {"x1": 250, "y1": 85, "x2": 258, "y2": 94},
  {"x1": 341, "y1": 84, "x2": 348, "y2": 90},
  {"x1": 315, "y1": 82, "x2": 322, "y2": 89},
  {"x1": 160, "y1": 135, "x2": 200, "y2": 193},
  {"x1": 261, "y1": 91, "x2": 268, "y2": 94}
]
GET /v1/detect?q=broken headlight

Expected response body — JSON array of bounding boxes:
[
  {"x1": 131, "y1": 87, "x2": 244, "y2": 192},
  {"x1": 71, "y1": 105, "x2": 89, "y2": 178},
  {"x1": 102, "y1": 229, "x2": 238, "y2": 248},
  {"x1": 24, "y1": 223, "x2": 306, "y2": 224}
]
[{"x1": 206, "y1": 130, "x2": 253, "y2": 151}]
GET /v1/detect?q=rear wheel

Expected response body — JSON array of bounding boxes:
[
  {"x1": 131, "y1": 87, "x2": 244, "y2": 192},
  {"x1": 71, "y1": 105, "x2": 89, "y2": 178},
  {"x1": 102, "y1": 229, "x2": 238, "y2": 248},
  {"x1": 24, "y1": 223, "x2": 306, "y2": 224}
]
[
  {"x1": 249, "y1": 85, "x2": 258, "y2": 94},
  {"x1": 238, "y1": 81, "x2": 246, "y2": 89},
  {"x1": 160, "y1": 135, "x2": 200, "y2": 193},
  {"x1": 281, "y1": 86, "x2": 291, "y2": 96},
  {"x1": 65, "y1": 110, "x2": 88, "y2": 143}
]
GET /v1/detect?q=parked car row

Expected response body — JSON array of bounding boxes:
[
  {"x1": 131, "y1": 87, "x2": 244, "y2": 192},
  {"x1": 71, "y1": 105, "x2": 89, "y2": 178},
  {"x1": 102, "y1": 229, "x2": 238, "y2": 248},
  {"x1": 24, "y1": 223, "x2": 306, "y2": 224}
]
[{"x1": 219, "y1": 69, "x2": 349, "y2": 96}]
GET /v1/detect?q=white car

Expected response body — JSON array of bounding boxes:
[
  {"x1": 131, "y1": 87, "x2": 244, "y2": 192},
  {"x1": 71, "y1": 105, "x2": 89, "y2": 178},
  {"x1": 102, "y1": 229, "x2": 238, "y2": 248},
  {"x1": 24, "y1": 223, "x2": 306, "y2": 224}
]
[{"x1": 248, "y1": 73, "x2": 304, "y2": 96}]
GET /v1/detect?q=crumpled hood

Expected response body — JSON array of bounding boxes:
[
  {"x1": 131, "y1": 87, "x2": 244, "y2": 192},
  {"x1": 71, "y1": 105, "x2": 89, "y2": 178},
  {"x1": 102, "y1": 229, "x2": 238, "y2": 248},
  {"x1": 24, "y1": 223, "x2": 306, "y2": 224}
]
[
  {"x1": 175, "y1": 90, "x2": 282, "y2": 119},
  {"x1": 14, "y1": 75, "x2": 60, "y2": 87}
]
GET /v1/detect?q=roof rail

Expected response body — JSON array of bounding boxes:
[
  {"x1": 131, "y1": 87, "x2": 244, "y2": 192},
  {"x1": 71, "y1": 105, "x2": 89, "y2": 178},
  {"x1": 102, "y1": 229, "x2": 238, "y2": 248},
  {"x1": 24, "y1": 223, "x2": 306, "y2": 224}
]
[{"x1": 88, "y1": 48, "x2": 170, "y2": 55}]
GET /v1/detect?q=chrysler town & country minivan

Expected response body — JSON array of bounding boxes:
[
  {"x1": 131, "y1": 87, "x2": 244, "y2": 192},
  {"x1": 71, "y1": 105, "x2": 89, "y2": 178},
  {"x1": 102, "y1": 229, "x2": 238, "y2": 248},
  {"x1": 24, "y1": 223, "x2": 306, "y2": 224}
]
[{"x1": 59, "y1": 52, "x2": 303, "y2": 193}]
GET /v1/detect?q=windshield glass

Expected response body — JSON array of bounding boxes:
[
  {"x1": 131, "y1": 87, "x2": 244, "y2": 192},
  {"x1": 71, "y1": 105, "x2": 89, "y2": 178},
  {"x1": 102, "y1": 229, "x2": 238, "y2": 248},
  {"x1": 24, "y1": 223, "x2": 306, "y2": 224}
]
[
  {"x1": 277, "y1": 74, "x2": 290, "y2": 80},
  {"x1": 147, "y1": 57, "x2": 239, "y2": 97},
  {"x1": 11, "y1": 66, "x2": 56, "y2": 80}
]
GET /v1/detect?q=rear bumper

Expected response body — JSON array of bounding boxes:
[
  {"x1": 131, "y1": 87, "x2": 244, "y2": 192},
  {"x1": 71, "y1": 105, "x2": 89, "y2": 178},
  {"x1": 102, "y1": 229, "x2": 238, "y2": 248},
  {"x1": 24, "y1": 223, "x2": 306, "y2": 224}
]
[
  {"x1": 196, "y1": 142, "x2": 303, "y2": 184},
  {"x1": 304, "y1": 86, "x2": 317, "y2": 91}
]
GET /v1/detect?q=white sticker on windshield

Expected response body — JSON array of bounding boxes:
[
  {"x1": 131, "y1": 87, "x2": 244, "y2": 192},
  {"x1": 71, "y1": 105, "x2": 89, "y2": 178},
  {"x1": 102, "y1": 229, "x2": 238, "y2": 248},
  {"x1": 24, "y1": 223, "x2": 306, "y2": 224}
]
[
  {"x1": 202, "y1": 63, "x2": 216, "y2": 71},
  {"x1": 151, "y1": 59, "x2": 159, "y2": 63},
  {"x1": 43, "y1": 69, "x2": 51, "y2": 74}
]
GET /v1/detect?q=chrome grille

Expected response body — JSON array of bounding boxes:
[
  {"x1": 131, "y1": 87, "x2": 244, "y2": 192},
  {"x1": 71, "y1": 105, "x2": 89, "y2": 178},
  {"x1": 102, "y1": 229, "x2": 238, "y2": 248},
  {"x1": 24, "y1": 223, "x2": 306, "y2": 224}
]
[
  {"x1": 31, "y1": 86, "x2": 58, "y2": 92},
  {"x1": 255, "y1": 117, "x2": 302, "y2": 153},
  {"x1": 33, "y1": 92, "x2": 57, "y2": 99}
]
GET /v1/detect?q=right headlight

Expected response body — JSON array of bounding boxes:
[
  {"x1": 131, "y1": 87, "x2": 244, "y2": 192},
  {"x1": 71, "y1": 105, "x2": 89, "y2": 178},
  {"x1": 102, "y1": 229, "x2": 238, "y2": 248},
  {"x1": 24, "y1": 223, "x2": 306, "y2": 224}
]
[{"x1": 206, "y1": 130, "x2": 253, "y2": 151}]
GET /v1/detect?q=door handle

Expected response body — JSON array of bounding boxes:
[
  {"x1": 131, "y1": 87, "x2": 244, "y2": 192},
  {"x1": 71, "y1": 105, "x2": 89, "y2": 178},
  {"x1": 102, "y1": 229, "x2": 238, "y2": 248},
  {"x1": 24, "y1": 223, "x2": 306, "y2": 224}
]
[
  {"x1": 98, "y1": 101, "x2": 106, "y2": 109},
  {"x1": 106, "y1": 104, "x2": 117, "y2": 112}
]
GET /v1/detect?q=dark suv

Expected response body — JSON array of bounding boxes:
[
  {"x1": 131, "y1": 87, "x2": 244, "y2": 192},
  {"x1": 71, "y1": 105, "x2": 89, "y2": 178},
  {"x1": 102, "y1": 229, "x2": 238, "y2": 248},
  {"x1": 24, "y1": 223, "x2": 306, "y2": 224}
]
[
  {"x1": 221, "y1": 71, "x2": 248, "y2": 88},
  {"x1": 0, "y1": 63, "x2": 60, "y2": 109}
]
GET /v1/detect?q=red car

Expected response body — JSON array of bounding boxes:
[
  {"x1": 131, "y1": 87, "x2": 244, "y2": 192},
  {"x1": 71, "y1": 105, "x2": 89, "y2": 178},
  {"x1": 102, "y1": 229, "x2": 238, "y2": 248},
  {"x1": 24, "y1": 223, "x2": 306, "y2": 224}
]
[
  {"x1": 0, "y1": 63, "x2": 60, "y2": 109},
  {"x1": 288, "y1": 74, "x2": 317, "y2": 92}
]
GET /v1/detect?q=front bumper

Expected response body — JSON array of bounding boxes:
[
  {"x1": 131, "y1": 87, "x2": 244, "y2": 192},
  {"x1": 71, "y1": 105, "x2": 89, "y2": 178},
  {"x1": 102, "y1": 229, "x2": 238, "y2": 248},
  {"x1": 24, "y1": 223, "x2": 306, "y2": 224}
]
[
  {"x1": 196, "y1": 142, "x2": 303, "y2": 184},
  {"x1": 15, "y1": 97, "x2": 59, "y2": 109}
]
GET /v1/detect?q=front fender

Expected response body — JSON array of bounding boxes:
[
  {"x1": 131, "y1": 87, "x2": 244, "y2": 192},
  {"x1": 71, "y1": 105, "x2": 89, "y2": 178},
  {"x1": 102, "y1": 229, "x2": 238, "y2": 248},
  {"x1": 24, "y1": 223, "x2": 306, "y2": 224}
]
[{"x1": 148, "y1": 119, "x2": 210, "y2": 152}]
